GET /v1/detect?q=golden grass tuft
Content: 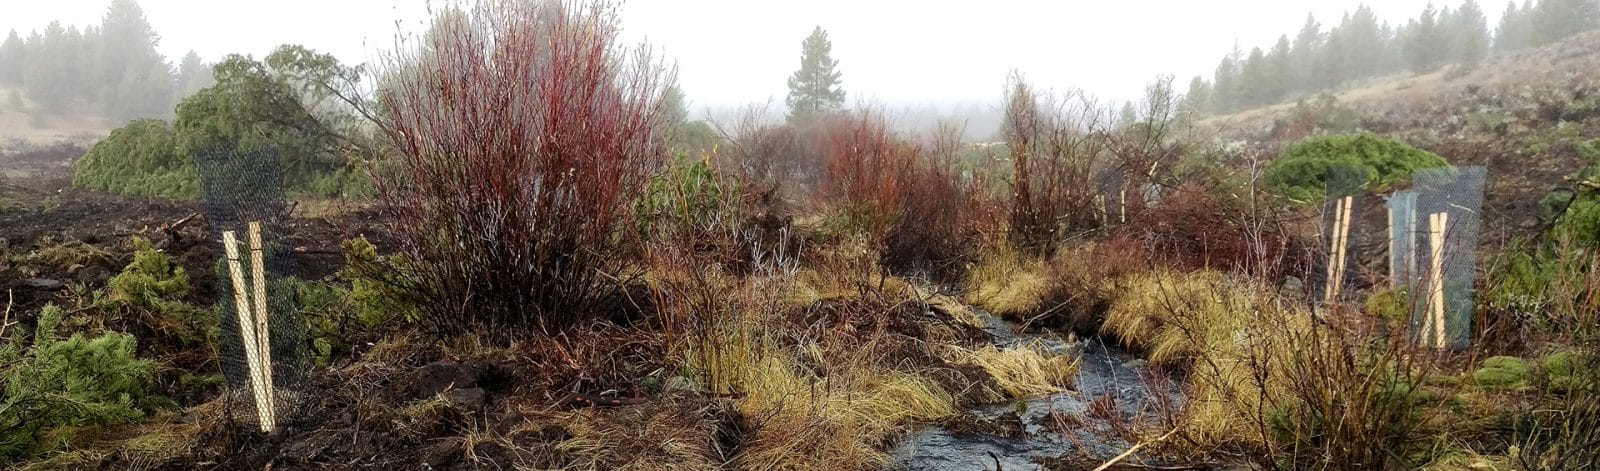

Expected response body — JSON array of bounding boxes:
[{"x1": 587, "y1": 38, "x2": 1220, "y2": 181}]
[
  {"x1": 554, "y1": 401, "x2": 727, "y2": 470},
  {"x1": 963, "y1": 247, "x2": 1049, "y2": 318},
  {"x1": 941, "y1": 343, "x2": 1079, "y2": 398},
  {"x1": 686, "y1": 321, "x2": 953, "y2": 470},
  {"x1": 1092, "y1": 269, "x2": 1323, "y2": 454},
  {"x1": 24, "y1": 236, "x2": 114, "y2": 270},
  {"x1": 1100, "y1": 270, "x2": 1258, "y2": 365}
]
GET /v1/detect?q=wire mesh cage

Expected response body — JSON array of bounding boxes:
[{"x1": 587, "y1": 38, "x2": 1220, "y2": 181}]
[
  {"x1": 1387, "y1": 190, "x2": 1420, "y2": 286},
  {"x1": 194, "y1": 147, "x2": 310, "y2": 431},
  {"x1": 1318, "y1": 164, "x2": 1368, "y2": 306},
  {"x1": 1410, "y1": 166, "x2": 1486, "y2": 350},
  {"x1": 1095, "y1": 165, "x2": 1128, "y2": 225}
]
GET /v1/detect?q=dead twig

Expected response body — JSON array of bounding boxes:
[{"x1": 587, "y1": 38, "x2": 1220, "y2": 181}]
[{"x1": 1093, "y1": 427, "x2": 1180, "y2": 471}]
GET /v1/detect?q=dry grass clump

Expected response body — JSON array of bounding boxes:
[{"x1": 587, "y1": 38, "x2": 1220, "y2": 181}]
[
  {"x1": 21, "y1": 236, "x2": 114, "y2": 271},
  {"x1": 690, "y1": 330, "x2": 953, "y2": 470},
  {"x1": 553, "y1": 399, "x2": 733, "y2": 470},
  {"x1": 783, "y1": 235, "x2": 911, "y2": 307},
  {"x1": 963, "y1": 246, "x2": 1050, "y2": 318},
  {"x1": 1093, "y1": 269, "x2": 1309, "y2": 454},
  {"x1": 649, "y1": 224, "x2": 964, "y2": 469},
  {"x1": 940, "y1": 343, "x2": 1079, "y2": 399},
  {"x1": 1094, "y1": 269, "x2": 1452, "y2": 468},
  {"x1": 1100, "y1": 270, "x2": 1258, "y2": 365}
]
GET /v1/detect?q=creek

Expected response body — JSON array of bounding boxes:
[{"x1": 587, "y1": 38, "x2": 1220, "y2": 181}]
[{"x1": 893, "y1": 309, "x2": 1183, "y2": 470}]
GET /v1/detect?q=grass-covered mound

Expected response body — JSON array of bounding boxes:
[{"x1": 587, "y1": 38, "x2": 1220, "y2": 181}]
[{"x1": 1265, "y1": 133, "x2": 1449, "y2": 203}]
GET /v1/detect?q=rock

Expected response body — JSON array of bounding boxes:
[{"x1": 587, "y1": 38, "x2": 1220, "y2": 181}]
[
  {"x1": 24, "y1": 278, "x2": 64, "y2": 291},
  {"x1": 1279, "y1": 276, "x2": 1306, "y2": 301},
  {"x1": 74, "y1": 266, "x2": 110, "y2": 284},
  {"x1": 663, "y1": 376, "x2": 707, "y2": 394},
  {"x1": 445, "y1": 387, "x2": 487, "y2": 409},
  {"x1": 410, "y1": 360, "x2": 488, "y2": 399}
]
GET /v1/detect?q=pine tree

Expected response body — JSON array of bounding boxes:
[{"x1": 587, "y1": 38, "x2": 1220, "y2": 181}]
[
  {"x1": 1345, "y1": 5, "x2": 1387, "y2": 77},
  {"x1": 1404, "y1": 3, "x2": 1449, "y2": 73},
  {"x1": 23, "y1": 22, "x2": 79, "y2": 110},
  {"x1": 785, "y1": 26, "x2": 845, "y2": 124},
  {"x1": 1116, "y1": 101, "x2": 1138, "y2": 129},
  {"x1": 1291, "y1": 14, "x2": 1323, "y2": 90},
  {"x1": 98, "y1": 0, "x2": 174, "y2": 121},
  {"x1": 1533, "y1": 0, "x2": 1600, "y2": 46},
  {"x1": 1449, "y1": 0, "x2": 1491, "y2": 64},
  {"x1": 1315, "y1": 23, "x2": 1350, "y2": 89},
  {"x1": 1184, "y1": 75, "x2": 1214, "y2": 114},
  {"x1": 176, "y1": 51, "x2": 213, "y2": 97},
  {"x1": 1212, "y1": 43, "x2": 1242, "y2": 112},
  {"x1": 1239, "y1": 47, "x2": 1271, "y2": 106},
  {"x1": 1268, "y1": 35, "x2": 1295, "y2": 101},
  {"x1": 0, "y1": 30, "x2": 23, "y2": 86},
  {"x1": 1496, "y1": 1, "x2": 1533, "y2": 52}
]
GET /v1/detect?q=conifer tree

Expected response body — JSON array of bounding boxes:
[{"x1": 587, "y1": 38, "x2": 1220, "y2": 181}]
[
  {"x1": 785, "y1": 26, "x2": 845, "y2": 124},
  {"x1": 1291, "y1": 14, "x2": 1322, "y2": 89},
  {"x1": 1496, "y1": 1, "x2": 1533, "y2": 52},
  {"x1": 1268, "y1": 35, "x2": 1294, "y2": 101},
  {"x1": 176, "y1": 51, "x2": 213, "y2": 97},
  {"x1": 1449, "y1": 0, "x2": 1491, "y2": 64},
  {"x1": 1404, "y1": 3, "x2": 1449, "y2": 73},
  {"x1": 1184, "y1": 75, "x2": 1213, "y2": 114},
  {"x1": 0, "y1": 30, "x2": 23, "y2": 86},
  {"x1": 98, "y1": 0, "x2": 172, "y2": 121},
  {"x1": 1345, "y1": 5, "x2": 1387, "y2": 77},
  {"x1": 1533, "y1": 0, "x2": 1600, "y2": 46},
  {"x1": 1239, "y1": 47, "x2": 1271, "y2": 107}
]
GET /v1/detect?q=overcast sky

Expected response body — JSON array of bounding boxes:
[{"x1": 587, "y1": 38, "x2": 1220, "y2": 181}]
[{"x1": 2, "y1": 0, "x2": 1486, "y2": 113}]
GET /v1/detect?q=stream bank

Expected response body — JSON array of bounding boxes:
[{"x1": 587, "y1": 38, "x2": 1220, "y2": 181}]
[{"x1": 893, "y1": 309, "x2": 1183, "y2": 470}]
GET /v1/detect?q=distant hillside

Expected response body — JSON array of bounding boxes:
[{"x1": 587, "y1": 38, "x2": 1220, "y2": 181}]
[
  {"x1": 0, "y1": 86, "x2": 112, "y2": 147},
  {"x1": 1197, "y1": 29, "x2": 1600, "y2": 244}
]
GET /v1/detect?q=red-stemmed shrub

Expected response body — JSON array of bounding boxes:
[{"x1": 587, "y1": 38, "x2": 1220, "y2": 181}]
[
  {"x1": 812, "y1": 112, "x2": 991, "y2": 280},
  {"x1": 375, "y1": 0, "x2": 670, "y2": 338},
  {"x1": 820, "y1": 112, "x2": 913, "y2": 236},
  {"x1": 1117, "y1": 182, "x2": 1306, "y2": 279}
]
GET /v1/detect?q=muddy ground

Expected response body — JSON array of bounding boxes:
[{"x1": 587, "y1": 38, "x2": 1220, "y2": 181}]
[{"x1": 0, "y1": 144, "x2": 387, "y2": 319}]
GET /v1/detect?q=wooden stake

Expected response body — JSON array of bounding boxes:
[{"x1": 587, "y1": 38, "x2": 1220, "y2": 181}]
[
  {"x1": 1333, "y1": 196, "x2": 1354, "y2": 300},
  {"x1": 1095, "y1": 194, "x2": 1107, "y2": 225},
  {"x1": 1427, "y1": 212, "x2": 1449, "y2": 349},
  {"x1": 224, "y1": 231, "x2": 273, "y2": 432},
  {"x1": 1118, "y1": 187, "x2": 1127, "y2": 223},
  {"x1": 247, "y1": 222, "x2": 276, "y2": 429},
  {"x1": 1324, "y1": 196, "x2": 1352, "y2": 303}
]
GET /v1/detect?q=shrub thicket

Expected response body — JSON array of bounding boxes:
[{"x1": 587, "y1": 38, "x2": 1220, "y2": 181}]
[
  {"x1": 1264, "y1": 133, "x2": 1448, "y2": 203},
  {"x1": 72, "y1": 119, "x2": 200, "y2": 199},
  {"x1": 376, "y1": 0, "x2": 669, "y2": 338}
]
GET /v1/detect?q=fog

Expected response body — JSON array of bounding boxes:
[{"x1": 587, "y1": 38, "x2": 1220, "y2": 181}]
[{"x1": 3, "y1": 0, "x2": 1490, "y2": 128}]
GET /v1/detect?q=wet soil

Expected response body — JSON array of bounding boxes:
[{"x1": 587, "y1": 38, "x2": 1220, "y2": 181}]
[{"x1": 0, "y1": 152, "x2": 388, "y2": 317}]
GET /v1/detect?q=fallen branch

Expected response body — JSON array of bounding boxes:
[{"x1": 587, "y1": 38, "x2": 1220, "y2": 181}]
[
  {"x1": 161, "y1": 212, "x2": 201, "y2": 233},
  {"x1": 0, "y1": 290, "x2": 13, "y2": 340},
  {"x1": 1093, "y1": 427, "x2": 1180, "y2": 471}
]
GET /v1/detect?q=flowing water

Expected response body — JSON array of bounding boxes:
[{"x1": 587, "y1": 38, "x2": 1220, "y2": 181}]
[{"x1": 892, "y1": 309, "x2": 1182, "y2": 470}]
